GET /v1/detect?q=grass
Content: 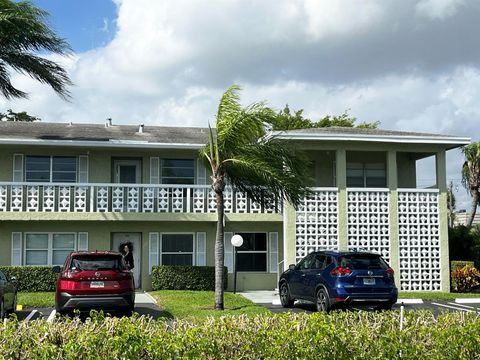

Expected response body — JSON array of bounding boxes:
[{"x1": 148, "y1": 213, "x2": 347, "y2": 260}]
[
  {"x1": 150, "y1": 290, "x2": 270, "y2": 320},
  {"x1": 399, "y1": 291, "x2": 480, "y2": 300},
  {"x1": 17, "y1": 292, "x2": 55, "y2": 308}
]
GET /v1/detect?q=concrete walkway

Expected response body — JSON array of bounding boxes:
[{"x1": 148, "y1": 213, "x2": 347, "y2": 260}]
[{"x1": 135, "y1": 291, "x2": 158, "y2": 305}]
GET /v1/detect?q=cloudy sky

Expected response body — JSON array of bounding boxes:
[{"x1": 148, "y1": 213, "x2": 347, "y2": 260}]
[{"x1": 1, "y1": 0, "x2": 479, "y2": 209}]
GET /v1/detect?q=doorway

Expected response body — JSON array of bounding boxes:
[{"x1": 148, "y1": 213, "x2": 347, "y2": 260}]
[
  {"x1": 112, "y1": 232, "x2": 142, "y2": 288},
  {"x1": 113, "y1": 159, "x2": 141, "y2": 183}
]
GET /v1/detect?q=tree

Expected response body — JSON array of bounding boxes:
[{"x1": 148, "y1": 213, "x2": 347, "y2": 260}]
[
  {"x1": 0, "y1": 109, "x2": 40, "y2": 121},
  {"x1": 461, "y1": 143, "x2": 480, "y2": 227},
  {"x1": 200, "y1": 85, "x2": 312, "y2": 310},
  {"x1": 447, "y1": 181, "x2": 456, "y2": 228},
  {"x1": 0, "y1": 0, "x2": 72, "y2": 99},
  {"x1": 270, "y1": 105, "x2": 379, "y2": 131}
]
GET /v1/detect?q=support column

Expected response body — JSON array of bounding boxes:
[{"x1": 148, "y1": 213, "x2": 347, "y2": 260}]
[
  {"x1": 283, "y1": 201, "x2": 297, "y2": 269},
  {"x1": 387, "y1": 150, "x2": 400, "y2": 287},
  {"x1": 436, "y1": 150, "x2": 450, "y2": 292},
  {"x1": 336, "y1": 148, "x2": 348, "y2": 251}
]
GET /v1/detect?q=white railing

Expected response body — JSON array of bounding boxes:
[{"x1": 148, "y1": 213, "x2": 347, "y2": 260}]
[{"x1": 0, "y1": 182, "x2": 281, "y2": 214}]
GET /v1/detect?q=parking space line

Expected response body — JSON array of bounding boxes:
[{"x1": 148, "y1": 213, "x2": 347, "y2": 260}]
[
  {"x1": 447, "y1": 302, "x2": 477, "y2": 310},
  {"x1": 46, "y1": 310, "x2": 56, "y2": 323},
  {"x1": 431, "y1": 302, "x2": 475, "y2": 312},
  {"x1": 25, "y1": 309, "x2": 38, "y2": 321}
]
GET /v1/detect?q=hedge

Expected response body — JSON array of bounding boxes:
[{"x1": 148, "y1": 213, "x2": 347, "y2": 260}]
[
  {"x1": 0, "y1": 266, "x2": 57, "y2": 292},
  {"x1": 151, "y1": 265, "x2": 227, "y2": 291},
  {"x1": 1, "y1": 311, "x2": 480, "y2": 358}
]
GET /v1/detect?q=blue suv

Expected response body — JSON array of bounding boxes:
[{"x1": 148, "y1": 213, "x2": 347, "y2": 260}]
[{"x1": 279, "y1": 251, "x2": 398, "y2": 312}]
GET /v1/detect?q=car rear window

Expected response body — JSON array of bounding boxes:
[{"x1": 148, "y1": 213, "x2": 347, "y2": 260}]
[
  {"x1": 337, "y1": 254, "x2": 388, "y2": 270},
  {"x1": 70, "y1": 255, "x2": 126, "y2": 271}
]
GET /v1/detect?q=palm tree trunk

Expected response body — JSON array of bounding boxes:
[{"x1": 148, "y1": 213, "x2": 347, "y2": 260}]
[
  {"x1": 467, "y1": 190, "x2": 479, "y2": 227},
  {"x1": 214, "y1": 190, "x2": 225, "y2": 310}
]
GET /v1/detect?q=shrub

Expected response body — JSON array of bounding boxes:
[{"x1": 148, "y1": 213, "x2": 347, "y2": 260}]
[
  {"x1": 451, "y1": 264, "x2": 480, "y2": 292},
  {"x1": 151, "y1": 265, "x2": 227, "y2": 291},
  {"x1": 1, "y1": 311, "x2": 480, "y2": 359},
  {"x1": 451, "y1": 260, "x2": 475, "y2": 270},
  {"x1": 0, "y1": 266, "x2": 57, "y2": 292}
]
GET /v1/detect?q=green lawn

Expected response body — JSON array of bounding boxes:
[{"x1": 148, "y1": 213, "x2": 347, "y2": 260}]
[
  {"x1": 150, "y1": 290, "x2": 270, "y2": 320},
  {"x1": 17, "y1": 292, "x2": 55, "y2": 308},
  {"x1": 399, "y1": 291, "x2": 480, "y2": 300}
]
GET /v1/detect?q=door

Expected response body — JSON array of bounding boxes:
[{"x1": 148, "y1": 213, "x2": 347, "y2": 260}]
[
  {"x1": 112, "y1": 233, "x2": 141, "y2": 288},
  {"x1": 113, "y1": 159, "x2": 141, "y2": 184}
]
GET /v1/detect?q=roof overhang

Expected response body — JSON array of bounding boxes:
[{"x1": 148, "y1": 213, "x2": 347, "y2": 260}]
[
  {"x1": 273, "y1": 131, "x2": 471, "y2": 149},
  {"x1": 0, "y1": 138, "x2": 205, "y2": 149}
]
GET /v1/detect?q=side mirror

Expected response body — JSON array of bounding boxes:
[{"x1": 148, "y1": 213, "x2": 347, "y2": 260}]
[
  {"x1": 289, "y1": 264, "x2": 296, "y2": 271},
  {"x1": 52, "y1": 265, "x2": 61, "y2": 274}
]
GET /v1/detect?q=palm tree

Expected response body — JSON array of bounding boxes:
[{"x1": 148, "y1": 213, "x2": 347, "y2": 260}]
[
  {"x1": 200, "y1": 85, "x2": 311, "y2": 310},
  {"x1": 461, "y1": 143, "x2": 480, "y2": 227},
  {"x1": 0, "y1": 0, "x2": 72, "y2": 99}
]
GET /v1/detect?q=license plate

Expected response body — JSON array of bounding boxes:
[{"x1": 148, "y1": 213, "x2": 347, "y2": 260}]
[
  {"x1": 363, "y1": 278, "x2": 375, "y2": 285},
  {"x1": 90, "y1": 281, "x2": 104, "y2": 288}
]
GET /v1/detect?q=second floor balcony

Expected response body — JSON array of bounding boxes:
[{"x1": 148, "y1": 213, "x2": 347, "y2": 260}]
[{"x1": 0, "y1": 182, "x2": 280, "y2": 214}]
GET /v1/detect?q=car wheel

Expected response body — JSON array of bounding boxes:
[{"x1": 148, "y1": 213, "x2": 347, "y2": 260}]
[
  {"x1": 316, "y1": 288, "x2": 331, "y2": 313},
  {"x1": 9, "y1": 293, "x2": 17, "y2": 314},
  {"x1": 0, "y1": 299, "x2": 4, "y2": 320},
  {"x1": 279, "y1": 282, "x2": 294, "y2": 308}
]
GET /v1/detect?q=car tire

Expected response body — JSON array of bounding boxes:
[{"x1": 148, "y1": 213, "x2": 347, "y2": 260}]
[
  {"x1": 316, "y1": 288, "x2": 331, "y2": 313},
  {"x1": 279, "y1": 282, "x2": 294, "y2": 308},
  {"x1": 8, "y1": 293, "x2": 17, "y2": 314},
  {"x1": 0, "y1": 299, "x2": 4, "y2": 320}
]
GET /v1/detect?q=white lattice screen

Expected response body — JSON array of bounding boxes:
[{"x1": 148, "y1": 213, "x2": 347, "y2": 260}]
[
  {"x1": 398, "y1": 190, "x2": 441, "y2": 291},
  {"x1": 295, "y1": 189, "x2": 338, "y2": 262},
  {"x1": 347, "y1": 189, "x2": 391, "y2": 263}
]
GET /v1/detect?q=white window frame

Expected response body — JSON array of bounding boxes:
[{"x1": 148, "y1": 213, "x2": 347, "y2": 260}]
[
  {"x1": 25, "y1": 155, "x2": 78, "y2": 183},
  {"x1": 159, "y1": 232, "x2": 195, "y2": 266},
  {"x1": 234, "y1": 232, "x2": 269, "y2": 273},
  {"x1": 160, "y1": 158, "x2": 195, "y2": 184},
  {"x1": 24, "y1": 232, "x2": 78, "y2": 266}
]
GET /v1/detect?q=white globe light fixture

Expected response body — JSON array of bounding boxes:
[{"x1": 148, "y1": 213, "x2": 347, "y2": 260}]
[{"x1": 231, "y1": 234, "x2": 244, "y2": 294}]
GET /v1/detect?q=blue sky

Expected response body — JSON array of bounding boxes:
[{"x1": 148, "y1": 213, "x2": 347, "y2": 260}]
[
  {"x1": 3, "y1": 0, "x2": 480, "y2": 210},
  {"x1": 33, "y1": 0, "x2": 117, "y2": 52}
]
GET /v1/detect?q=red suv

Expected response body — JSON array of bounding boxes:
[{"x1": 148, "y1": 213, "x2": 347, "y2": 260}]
[{"x1": 53, "y1": 251, "x2": 135, "y2": 316}]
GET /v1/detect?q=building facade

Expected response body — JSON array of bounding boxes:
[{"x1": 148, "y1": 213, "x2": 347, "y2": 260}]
[{"x1": 0, "y1": 122, "x2": 470, "y2": 292}]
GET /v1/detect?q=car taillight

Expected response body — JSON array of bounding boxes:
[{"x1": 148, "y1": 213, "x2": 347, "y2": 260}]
[
  {"x1": 59, "y1": 279, "x2": 78, "y2": 291},
  {"x1": 330, "y1": 267, "x2": 352, "y2": 277},
  {"x1": 386, "y1": 267, "x2": 394, "y2": 277}
]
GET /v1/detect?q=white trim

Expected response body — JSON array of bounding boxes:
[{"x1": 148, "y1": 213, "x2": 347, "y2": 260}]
[
  {"x1": 149, "y1": 232, "x2": 159, "y2": 274},
  {"x1": 268, "y1": 232, "x2": 279, "y2": 273},
  {"x1": 11, "y1": 232, "x2": 22, "y2": 266},
  {"x1": 77, "y1": 232, "x2": 88, "y2": 251},
  {"x1": 196, "y1": 232, "x2": 207, "y2": 266},
  {"x1": 150, "y1": 157, "x2": 160, "y2": 184},
  {"x1": 224, "y1": 232, "x2": 233, "y2": 273},
  {"x1": 0, "y1": 138, "x2": 205, "y2": 149},
  {"x1": 78, "y1": 155, "x2": 89, "y2": 183},
  {"x1": 12, "y1": 154, "x2": 24, "y2": 182},
  {"x1": 273, "y1": 131, "x2": 471, "y2": 146}
]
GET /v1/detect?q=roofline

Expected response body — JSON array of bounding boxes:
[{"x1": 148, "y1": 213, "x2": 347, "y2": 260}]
[
  {"x1": 0, "y1": 138, "x2": 205, "y2": 149},
  {"x1": 273, "y1": 131, "x2": 471, "y2": 146}
]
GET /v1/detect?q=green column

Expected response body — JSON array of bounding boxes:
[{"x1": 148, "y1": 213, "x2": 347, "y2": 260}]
[
  {"x1": 336, "y1": 148, "x2": 348, "y2": 251},
  {"x1": 436, "y1": 150, "x2": 450, "y2": 292},
  {"x1": 283, "y1": 201, "x2": 297, "y2": 269},
  {"x1": 387, "y1": 150, "x2": 400, "y2": 287}
]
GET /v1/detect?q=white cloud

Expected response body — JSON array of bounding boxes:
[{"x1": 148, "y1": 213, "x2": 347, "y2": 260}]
[{"x1": 416, "y1": 0, "x2": 466, "y2": 20}]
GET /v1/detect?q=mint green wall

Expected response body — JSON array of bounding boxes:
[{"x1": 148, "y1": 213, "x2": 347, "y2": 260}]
[
  {"x1": 396, "y1": 152, "x2": 417, "y2": 188},
  {"x1": 0, "y1": 220, "x2": 283, "y2": 291}
]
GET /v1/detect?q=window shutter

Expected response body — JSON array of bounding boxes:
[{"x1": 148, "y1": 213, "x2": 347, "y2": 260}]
[
  {"x1": 224, "y1": 232, "x2": 233, "y2": 273},
  {"x1": 149, "y1": 232, "x2": 159, "y2": 273},
  {"x1": 196, "y1": 158, "x2": 207, "y2": 185},
  {"x1": 11, "y1": 232, "x2": 22, "y2": 265},
  {"x1": 13, "y1": 154, "x2": 24, "y2": 182},
  {"x1": 78, "y1": 155, "x2": 89, "y2": 183},
  {"x1": 196, "y1": 232, "x2": 206, "y2": 266},
  {"x1": 77, "y1": 232, "x2": 89, "y2": 251},
  {"x1": 150, "y1": 157, "x2": 160, "y2": 184},
  {"x1": 269, "y1": 232, "x2": 279, "y2": 273}
]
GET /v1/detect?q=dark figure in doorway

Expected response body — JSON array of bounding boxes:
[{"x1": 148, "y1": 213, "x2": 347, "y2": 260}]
[{"x1": 120, "y1": 242, "x2": 134, "y2": 270}]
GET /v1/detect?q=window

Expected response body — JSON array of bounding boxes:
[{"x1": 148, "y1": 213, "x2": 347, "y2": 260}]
[
  {"x1": 161, "y1": 233, "x2": 194, "y2": 265},
  {"x1": 161, "y1": 159, "x2": 194, "y2": 184},
  {"x1": 346, "y1": 162, "x2": 386, "y2": 188},
  {"x1": 25, "y1": 233, "x2": 76, "y2": 266},
  {"x1": 25, "y1": 156, "x2": 77, "y2": 182},
  {"x1": 235, "y1": 233, "x2": 267, "y2": 272}
]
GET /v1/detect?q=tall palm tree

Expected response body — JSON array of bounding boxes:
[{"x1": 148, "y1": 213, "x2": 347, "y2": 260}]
[
  {"x1": 462, "y1": 143, "x2": 480, "y2": 227},
  {"x1": 0, "y1": 0, "x2": 72, "y2": 99},
  {"x1": 200, "y1": 85, "x2": 311, "y2": 310}
]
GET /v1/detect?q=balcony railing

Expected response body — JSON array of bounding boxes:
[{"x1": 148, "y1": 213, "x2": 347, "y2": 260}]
[{"x1": 0, "y1": 182, "x2": 280, "y2": 214}]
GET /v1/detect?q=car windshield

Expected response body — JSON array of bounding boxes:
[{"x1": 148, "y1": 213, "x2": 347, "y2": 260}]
[
  {"x1": 337, "y1": 254, "x2": 388, "y2": 270},
  {"x1": 70, "y1": 255, "x2": 126, "y2": 271}
]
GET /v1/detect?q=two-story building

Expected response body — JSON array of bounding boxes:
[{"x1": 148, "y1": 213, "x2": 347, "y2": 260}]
[{"x1": 0, "y1": 121, "x2": 470, "y2": 292}]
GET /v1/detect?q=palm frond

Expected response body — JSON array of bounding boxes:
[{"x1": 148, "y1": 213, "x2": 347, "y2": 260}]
[{"x1": 462, "y1": 143, "x2": 480, "y2": 194}]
